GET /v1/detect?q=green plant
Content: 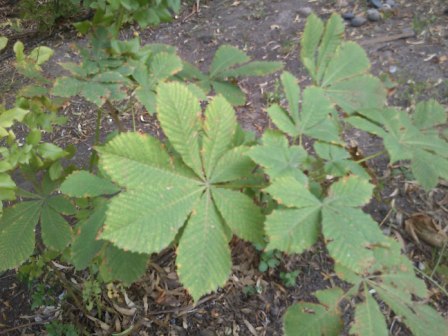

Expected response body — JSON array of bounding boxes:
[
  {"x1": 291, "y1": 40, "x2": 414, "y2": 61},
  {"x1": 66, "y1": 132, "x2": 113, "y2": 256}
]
[
  {"x1": 280, "y1": 270, "x2": 299, "y2": 288},
  {"x1": 45, "y1": 321, "x2": 78, "y2": 336},
  {"x1": 19, "y1": 0, "x2": 81, "y2": 31},
  {"x1": 247, "y1": 13, "x2": 448, "y2": 335},
  {"x1": 258, "y1": 249, "x2": 282, "y2": 272},
  {"x1": 176, "y1": 45, "x2": 283, "y2": 106}
]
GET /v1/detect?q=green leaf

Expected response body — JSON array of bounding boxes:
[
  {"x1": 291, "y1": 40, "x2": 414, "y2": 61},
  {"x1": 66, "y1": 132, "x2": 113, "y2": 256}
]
[
  {"x1": 374, "y1": 286, "x2": 448, "y2": 336},
  {"x1": 324, "y1": 175, "x2": 373, "y2": 207},
  {"x1": 300, "y1": 14, "x2": 324, "y2": 81},
  {"x1": 300, "y1": 86, "x2": 339, "y2": 142},
  {"x1": 150, "y1": 52, "x2": 183, "y2": 81},
  {"x1": 220, "y1": 61, "x2": 283, "y2": 78},
  {"x1": 210, "y1": 45, "x2": 250, "y2": 78},
  {"x1": 0, "y1": 201, "x2": 41, "y2": 271},
  {"x1": 283, "y1": 288, "x2": 344, "y2": 336},
  {"x1": 266, "y1": 104, "x2": 298, "y2": 137},
  {"x1": 314, "y1": 143, "x2": 370, "y2": 179},
  {"x1": 29, "y1": 46, "x2": 54, "y2": 65},
  {"x1": 0, "y1": 37, "x2": 7, "y2": 51},
  {"x1": 211, "y1": 146, "x2": 255, "y2": 184},
  {"x1": 212, "y1": 188, "x2": 264, "y2": 245},
  {"x1": 280, "y1": 71, "x2": 300, "y2": 122},
  {"x1": 71, "y1": 201, "x2": 107, "y2": 270},
  {"x1": 202, "y1": 95, "x2": 237, "y2": 179},
  {"x1": 52, "y1": 77, "x2": 83, "y2": 97},
  {"x1": 316, "y1": 14, "x2": 344, "y2": 83},
  {"x1": 61, "y1": 171, "x2": 120, "y2": 197},
  {"x1": 157, "y1": 82, "x2": 203, "y2": 177},
  {"x1": 47, "y1": 196, "x2": 77, "y2": 215},
  {"x1": 40, "y1": 206, "x2": 71, "y2": 252},
  {"x1": 248, "y1": 131, "x2": 308, "y2": 183},
  {"x1": 99, "y1": 133, "x2": 202, "y2": 254},
  {"x1": 100, "y1": 245, "x2": 148, "y2": 285},
  {"x1": 177, "y1": 192, "x2": 231, "y2": 301},
  {"x1": 323, "y1": 75, "x2": 386, "y2": 114},
  {"x1": 212, "y1": 81, "x2": 246, "y2": 106},
  {"x1": 350, "y1": 284, "x2": 388, "y2": 336},
  {"x1": 37, "y1": 143, "x2": 68, "y2": 161},
  {"x1": 321, "y1": 42, "x2": 370, "y2": 87},
  {"x1": 413, "y1": 99, "x2": 446, "y2": 129},
  {"x1": 0, "y1": 107, "x2": 29, "y2": 133},
  {"x1": 264, "y1": 177, "x2": 321, "y2": 253}
]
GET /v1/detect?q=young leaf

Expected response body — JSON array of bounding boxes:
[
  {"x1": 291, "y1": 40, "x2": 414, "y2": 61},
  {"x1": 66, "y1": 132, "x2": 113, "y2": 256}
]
[
  {"x1": 220, "y1": 61, "x2": 283, "y2": 78},
  {"x1": 0, "y1": 36, "x2": 7, "y2": 51},
  {"x1": 157, "y1": 82, "x2": 203, "y2": 177},
  {"x1": 413, "y1": 99, "x2": 446, "y2": 129},
  {"x1": 0, "y1": 201, "x2": 41, "y2": 271},
  {"x1": 300, "y1": 13, "x2": 324, "y2": 81},
  {"x1": 212, "y1": 81, "x2": 246, "y2": 106},
  {"x1": 316, "y1": 14, "x2": 344, "y2": 82},
  {"x1": 350, "y1": 284, "x2": 388, "y2": 336},
  {"x1": 61, "y1": 171, "x2": 120, "y2": 197},
  {"x1": 150, "y1": 52, "x2": 183, "y2": 81},
  {"x1": 283, "y1": 288, "x2": 344, "y2": 336},
  {"x1": 176, "y1": 192, "x2": 232, "y2": 302},
  {"x1": 248, "y1": 131, "x2": 308, "y2": 183},
  {"x1": 281, "y1": 71, "x2": 300, "y2": 123},
  {"x1": 210, "y1": 45, "x2": 250, "y2": 78}
]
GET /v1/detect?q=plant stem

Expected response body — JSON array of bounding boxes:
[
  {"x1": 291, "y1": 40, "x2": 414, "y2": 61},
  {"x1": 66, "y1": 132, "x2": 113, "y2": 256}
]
[
  {"x1": 430, "y1": 241, "x2": 447, "y2": 278},
  {"x1": 88, "y1": 107, "x2": 102, "y2": 172},
  {"x1": 355, "y1": 149, "x2": 387, "y2": 164},
  {"x1": 414, "y1": 266, "x2": 448, "y2": 297}
]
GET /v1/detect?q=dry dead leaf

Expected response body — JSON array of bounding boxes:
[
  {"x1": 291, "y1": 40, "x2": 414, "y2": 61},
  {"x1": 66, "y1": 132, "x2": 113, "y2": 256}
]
[{"x1": 404, "y1": 214, "x2": 448, "y2": 248}]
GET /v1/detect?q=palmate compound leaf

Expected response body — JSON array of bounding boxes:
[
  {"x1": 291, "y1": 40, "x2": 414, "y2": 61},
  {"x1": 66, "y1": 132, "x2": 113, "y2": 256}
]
[
  {"x1": 97, "y1": 133, "x2": 203, "y2": 254},
  {"x1": 300, "y1": 14, "x2": 386, "y2": 113},
  {"x1": 248, "y1": 130, "x2": 308, "y2": 184},
  {"x1": 266, "y1": 73, "x2": 340, "y2": 143},
  {"x1": 350, "y1": 106, "x2": 448, "y2": 190},
  {"x1": 99, "y1": 83, "x2": 264, "y2": 301},
  {"x1": 283, "y1": 288, "x2": 344, "y2": 336},
  {"x1": 0, "y1": 201, "x2": 40, "y2": 271}
]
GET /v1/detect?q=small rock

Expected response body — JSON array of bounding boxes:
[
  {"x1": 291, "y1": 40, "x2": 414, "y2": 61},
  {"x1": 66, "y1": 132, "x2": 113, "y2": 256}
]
[
  {"x1": 298, "y1": 7, "x2": 313, "y2": 16},
  {"x1": 198, "y1": 35, "x2": 214, "y2": 44},
  {"x1": 351, "y1": 16, "x2": 367, "y2": 27},
  {"x1": 342, "y1": 12, "x2": 355, "y2": 20},
  {"x1": 367, "y1": 9, "x2": 381, "y2": 22},
  {"x1": 385, "y1": 0, "x2": 396, "y2": 7},
  {"x1": 444, "y1": 8, "x2": 448, "y2": 15},
  {"x1": 369, "y1": 0, "x2": 383, "y2": 8}
]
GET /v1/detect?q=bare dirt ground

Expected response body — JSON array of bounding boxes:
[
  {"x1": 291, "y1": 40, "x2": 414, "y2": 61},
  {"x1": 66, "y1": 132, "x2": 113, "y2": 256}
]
[{"x1": 1, "y1": 0, "x2": 447, "y2": 335}]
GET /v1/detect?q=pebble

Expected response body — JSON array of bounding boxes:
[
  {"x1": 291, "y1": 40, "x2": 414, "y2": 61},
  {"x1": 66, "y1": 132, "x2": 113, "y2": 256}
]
[
  {"x1": 367, "y1": 9, "x2": 381, "y2": 22},
  {"x1": 342, "y1": 12, "x2": 355, "y2": 20},
  {"x1": 369, "y1": 0, "x2": 383, "y2": 8},
  {"x1": 298, "y1": 7, "x2": 313, "y2": 16},
  {"x1": 351, "y1": 16, "x2": 367, "y2": 27},
  {"x1": 385, "y1": 0, "x2": 396, "y2": 7}
]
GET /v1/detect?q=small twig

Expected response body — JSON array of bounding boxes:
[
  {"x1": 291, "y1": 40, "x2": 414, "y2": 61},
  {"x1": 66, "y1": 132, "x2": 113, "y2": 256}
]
[{"x1": 0, "y1": 321, "x2": 44, "y2": 335}]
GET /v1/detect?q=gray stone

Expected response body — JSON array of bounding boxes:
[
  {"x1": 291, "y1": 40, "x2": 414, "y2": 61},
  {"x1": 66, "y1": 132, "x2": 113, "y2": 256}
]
[
  {"x1": 298, "y1": 7, "x2": 313, "y2": 17},
  {"x1": 342, "y1": 12, "x2": 355, "y2": 20},
  {"x1": 369, "y1": 0, "x2": 383, "y2": 8},
  {"x1": 385, "y1": 0, "x2": 396, "y2": 7},
  {"x1": 351, "y1": 16, "x2": 367, "y2": 27},
  {"x1": 367, "y1": 9, "x2": 381, "y2": 22}
]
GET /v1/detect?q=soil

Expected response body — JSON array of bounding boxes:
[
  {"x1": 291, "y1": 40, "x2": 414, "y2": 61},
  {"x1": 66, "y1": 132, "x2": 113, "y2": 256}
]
[{"x1": 1, "y1": 0, "x2": 448, "y2": 335}]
